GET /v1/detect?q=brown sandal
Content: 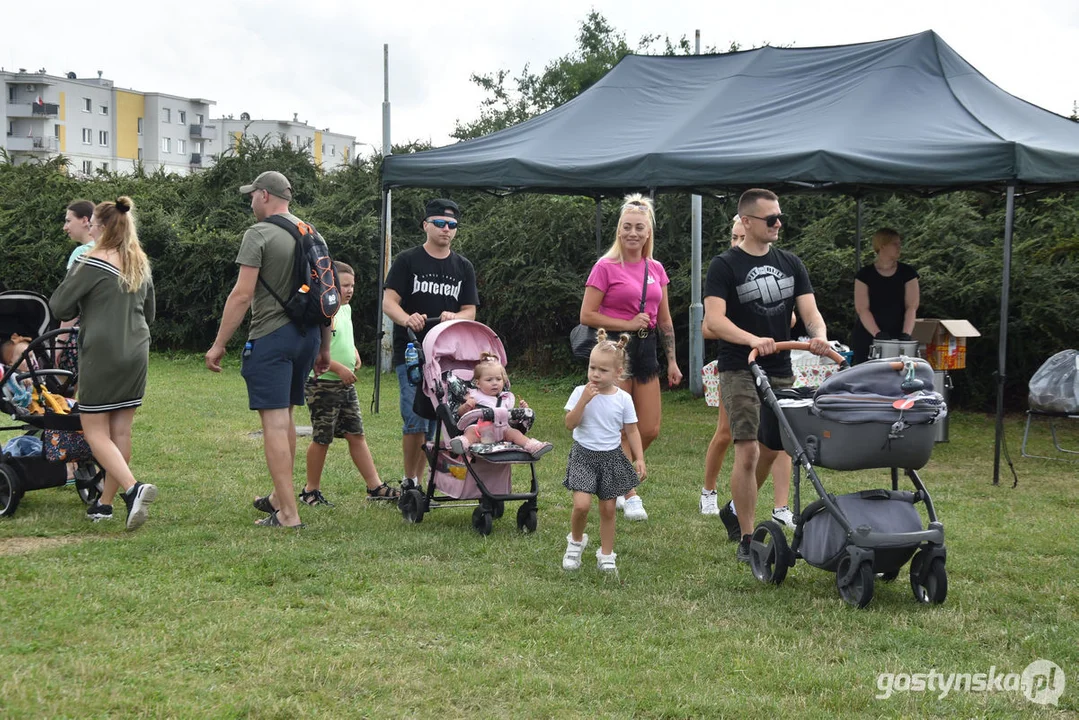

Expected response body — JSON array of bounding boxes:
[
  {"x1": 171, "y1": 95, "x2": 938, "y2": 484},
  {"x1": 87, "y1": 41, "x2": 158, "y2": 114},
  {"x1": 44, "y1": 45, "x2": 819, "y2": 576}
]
[{"x1": 366, "y1": 483, "x2": 401, "y2": 501}]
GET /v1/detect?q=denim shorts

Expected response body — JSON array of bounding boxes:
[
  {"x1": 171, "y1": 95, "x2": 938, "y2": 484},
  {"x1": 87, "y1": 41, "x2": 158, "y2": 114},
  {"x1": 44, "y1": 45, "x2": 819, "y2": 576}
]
[
  {"x1": 395, "y1": 363, "x2": 436, "y2": 438},
  {"x1": 241, "y1": 322, "x2": 321, "y2": 410}
]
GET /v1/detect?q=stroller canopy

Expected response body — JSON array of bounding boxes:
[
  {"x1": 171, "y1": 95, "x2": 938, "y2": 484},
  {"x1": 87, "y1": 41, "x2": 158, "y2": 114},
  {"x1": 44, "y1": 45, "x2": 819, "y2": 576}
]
[
  {"x1": 421, "y1": 320, "x2": 509, "y2": 388},
  {"x1": 0, "y1": 291, "x2": 53, "y2": 341}
]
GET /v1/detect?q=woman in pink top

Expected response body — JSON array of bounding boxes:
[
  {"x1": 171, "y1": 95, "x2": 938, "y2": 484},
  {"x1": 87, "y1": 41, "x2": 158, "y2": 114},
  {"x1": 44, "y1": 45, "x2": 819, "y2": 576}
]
[{"x1": 578, "y1": 194, "x2": 683, "y2": 521}]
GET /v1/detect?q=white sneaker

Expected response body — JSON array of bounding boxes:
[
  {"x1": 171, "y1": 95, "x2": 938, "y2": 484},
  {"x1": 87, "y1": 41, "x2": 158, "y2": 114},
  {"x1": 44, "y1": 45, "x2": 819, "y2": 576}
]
[
  {"x1": 596, "y1": 549, "x2": 618, "y2": 572},
  {"x1": 562, "y1": 533, "x2": 589, "y2": 570},
  {"x1": 772, "y1": 505, "x2": 796, "y2": 529},
  {"x1": 615, "y1": 495, "x2": 626, "y2": 511},
  {"x1": 700, "y1": 489, "x2": 720, "y2": 515},
  {"x1": 623, "y1": 495, "x2": 648, "y2": 521}
]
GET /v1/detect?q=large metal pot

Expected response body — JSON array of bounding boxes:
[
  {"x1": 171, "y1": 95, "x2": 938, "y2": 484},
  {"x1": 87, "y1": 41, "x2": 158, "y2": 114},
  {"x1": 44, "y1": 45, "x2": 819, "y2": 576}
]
[{"x1": 869, "y1": 338, "x2": 919, "y2": 359}]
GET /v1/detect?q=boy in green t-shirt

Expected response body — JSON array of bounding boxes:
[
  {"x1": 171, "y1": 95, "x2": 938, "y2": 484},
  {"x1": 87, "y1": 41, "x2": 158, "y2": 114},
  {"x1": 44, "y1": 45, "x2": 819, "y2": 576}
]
[{"x1": 302, "y1": 262, "x2": 399, "y2": 505}]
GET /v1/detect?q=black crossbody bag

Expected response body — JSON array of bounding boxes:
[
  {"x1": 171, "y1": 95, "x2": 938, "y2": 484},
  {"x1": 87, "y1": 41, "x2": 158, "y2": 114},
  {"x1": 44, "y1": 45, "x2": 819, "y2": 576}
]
[{"x1": 569, "y1": 259, "x2": 650, "y2": 359}]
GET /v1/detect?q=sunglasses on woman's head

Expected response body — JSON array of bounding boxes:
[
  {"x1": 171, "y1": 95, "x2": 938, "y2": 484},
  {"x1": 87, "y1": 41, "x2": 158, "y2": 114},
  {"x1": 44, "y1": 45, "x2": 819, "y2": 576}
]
[
  {"x1": 428, "y1": 219, "x2": 458, "y2": 229},
  {"x1": 742, "y1": 213, "x2": 786, "y2": 228}
]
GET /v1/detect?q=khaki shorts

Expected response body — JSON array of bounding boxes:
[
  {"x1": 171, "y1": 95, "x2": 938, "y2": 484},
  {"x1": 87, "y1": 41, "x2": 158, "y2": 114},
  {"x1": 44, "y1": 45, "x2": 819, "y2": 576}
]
[
  {"x1": 305, "y1": 379, "x2": 364, "y2": 445},
  {"x1": 718, "y1": 370, "x2": 793, "y2": 450}
]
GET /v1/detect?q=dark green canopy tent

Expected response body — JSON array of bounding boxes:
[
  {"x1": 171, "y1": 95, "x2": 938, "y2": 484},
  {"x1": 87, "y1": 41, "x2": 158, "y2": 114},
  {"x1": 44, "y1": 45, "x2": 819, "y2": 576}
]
[{"x1": 379, "y1": 30, "x2": 1079, "y2": 483}]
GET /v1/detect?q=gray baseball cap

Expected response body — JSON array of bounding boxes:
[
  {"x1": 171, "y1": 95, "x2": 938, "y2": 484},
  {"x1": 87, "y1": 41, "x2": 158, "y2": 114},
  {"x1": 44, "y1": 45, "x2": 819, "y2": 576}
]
[{"x1": 239, "y1": 171, "x2": 292, "y2": 201}]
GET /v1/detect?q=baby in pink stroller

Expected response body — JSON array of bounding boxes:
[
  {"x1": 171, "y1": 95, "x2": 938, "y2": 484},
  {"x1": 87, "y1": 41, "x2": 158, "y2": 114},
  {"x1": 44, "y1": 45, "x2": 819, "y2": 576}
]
[
  {"x1": 397, "y1": 319, "x2": 543, "y2": 535},
  {"x1": 448, "y1": 351, "x2": 553, "y2": 459}
]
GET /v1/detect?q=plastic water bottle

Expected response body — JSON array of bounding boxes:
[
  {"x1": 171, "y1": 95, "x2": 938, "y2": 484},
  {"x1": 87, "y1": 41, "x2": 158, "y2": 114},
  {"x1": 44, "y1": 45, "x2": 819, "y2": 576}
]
[{"x1": 405, "y1": 342, "x2": 421, "y2": 386}]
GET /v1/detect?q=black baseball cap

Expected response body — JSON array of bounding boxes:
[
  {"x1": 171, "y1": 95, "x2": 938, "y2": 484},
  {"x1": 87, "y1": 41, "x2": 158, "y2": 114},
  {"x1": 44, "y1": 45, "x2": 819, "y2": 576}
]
[{"x1": 424, "y1": 198, "x2": 460, "y2": 221}]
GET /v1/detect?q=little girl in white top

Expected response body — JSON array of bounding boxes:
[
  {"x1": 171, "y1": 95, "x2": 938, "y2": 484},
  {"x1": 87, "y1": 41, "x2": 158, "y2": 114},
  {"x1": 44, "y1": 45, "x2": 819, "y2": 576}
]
[{"x1": 562, "y1": 330, "x2": 647, "y2": 573}]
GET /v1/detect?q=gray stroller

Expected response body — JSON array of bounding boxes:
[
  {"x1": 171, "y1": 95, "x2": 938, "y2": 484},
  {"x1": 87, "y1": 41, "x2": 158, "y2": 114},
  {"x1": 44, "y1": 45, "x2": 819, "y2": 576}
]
[{"x1": 747, "y1": 342, "x2": 948, "y2": 608}]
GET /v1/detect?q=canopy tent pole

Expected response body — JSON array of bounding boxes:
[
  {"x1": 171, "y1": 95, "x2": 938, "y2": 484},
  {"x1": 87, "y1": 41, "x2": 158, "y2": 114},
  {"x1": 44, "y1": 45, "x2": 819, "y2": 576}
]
[
  {"x1": 690, "y1": 192, "x2": 703, "y2": 396},
  {"x1": 689, "y1": 29, "x2": 704, "y2": 397},
  {"x1": 993, "y1": 183, "x2": 1016, "y2": 485},
  {"x1": 373, "y1": 44, "x2": 393, "y2": 413},
  {"x1": 373, "y1": 187, "x2": 390, "y2": 413},
  {"x1": 594, "y1": 198, "x2": 603, "y2": 256},
  {"x1": 854, "y1": 196, "x2": 863, "y2": 269}
]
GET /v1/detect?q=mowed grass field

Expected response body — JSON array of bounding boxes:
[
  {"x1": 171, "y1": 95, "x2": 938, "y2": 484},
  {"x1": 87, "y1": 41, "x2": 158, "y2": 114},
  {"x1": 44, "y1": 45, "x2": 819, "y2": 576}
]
[{"x1": 1, "y1": 355, "x2": 1076, "y2": 719}]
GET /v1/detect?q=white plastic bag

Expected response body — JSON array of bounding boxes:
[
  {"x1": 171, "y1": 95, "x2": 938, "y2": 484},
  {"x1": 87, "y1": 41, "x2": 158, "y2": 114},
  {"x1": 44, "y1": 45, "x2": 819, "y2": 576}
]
[{"x1": 1028, "y1": 350, "x2": 1079, "y2": 413}]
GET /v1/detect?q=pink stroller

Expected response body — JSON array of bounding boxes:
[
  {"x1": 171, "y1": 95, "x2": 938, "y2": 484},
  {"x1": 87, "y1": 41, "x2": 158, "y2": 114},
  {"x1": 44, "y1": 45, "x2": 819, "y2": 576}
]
[{"x1": 398, "y1": 319, "x2": 540, "y2": 536}]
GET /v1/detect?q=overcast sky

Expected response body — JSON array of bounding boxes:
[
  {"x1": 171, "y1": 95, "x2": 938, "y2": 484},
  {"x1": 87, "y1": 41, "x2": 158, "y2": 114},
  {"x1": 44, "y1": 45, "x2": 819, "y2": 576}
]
[{"x1": 5, "y1": 0, "x2": 1077, "y2": 155}]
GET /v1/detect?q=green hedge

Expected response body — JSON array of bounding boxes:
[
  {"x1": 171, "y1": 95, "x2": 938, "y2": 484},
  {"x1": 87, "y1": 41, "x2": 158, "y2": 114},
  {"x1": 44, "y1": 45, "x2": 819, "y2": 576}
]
[{"x1": 2, "y1": 145, "x2": 1077, "y2": 411}]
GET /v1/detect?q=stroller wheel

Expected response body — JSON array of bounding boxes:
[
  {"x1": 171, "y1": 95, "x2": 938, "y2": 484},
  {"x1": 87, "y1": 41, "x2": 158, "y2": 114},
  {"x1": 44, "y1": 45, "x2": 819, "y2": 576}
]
[
  {"x1": 516, "y1": 504, "x2": 538, "y2": 533},
  {"x1": 399, "y1": 488, "x2": 426, "y2": 524},
  {"x1": 471, "y1": 507, "x2": 493, "y2": 536},
  {"x1": 0, "y1": 463, "x2": 24, "y2": 517},
  {"x1": 492, "y1": 500, "x2": 505, "y2": 519},
  {"x1": 836, "y1": 555, "x2": 875, "y2": 608},
  {"x1": 910, "y1": 553, "x2": 948, "y2": 605},
  {"x1": 750, "y1": 520, "x2": 791, "y2": 585},
  {"x1": 74, "y1": 461, "x2": 104, "y2": 506}
]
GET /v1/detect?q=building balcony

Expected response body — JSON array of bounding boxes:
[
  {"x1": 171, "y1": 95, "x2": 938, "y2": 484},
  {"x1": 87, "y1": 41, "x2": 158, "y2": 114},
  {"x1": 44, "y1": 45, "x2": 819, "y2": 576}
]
[
  {"x1": 189, "y1": 124, "x2": 216, "y2": 140},
  {"x1": 6, "y1": 102, "x2": 59, "y2": 118},
  {"x1": 6, "y1": 135, "x2": 58, "y2": 152},
  {"x1": 190, "y1": 153, "x2": 202, "y2": 166}
]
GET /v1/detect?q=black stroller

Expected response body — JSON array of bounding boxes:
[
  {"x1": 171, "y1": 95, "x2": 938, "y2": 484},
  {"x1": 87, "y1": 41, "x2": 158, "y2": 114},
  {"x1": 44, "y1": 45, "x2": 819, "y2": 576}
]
[
  {"x1": 747, "y1": 341, "x2": 948, "y2": 608},
  {"x1": 0, "y1": 291, "x2": 103, "y2": 516}
]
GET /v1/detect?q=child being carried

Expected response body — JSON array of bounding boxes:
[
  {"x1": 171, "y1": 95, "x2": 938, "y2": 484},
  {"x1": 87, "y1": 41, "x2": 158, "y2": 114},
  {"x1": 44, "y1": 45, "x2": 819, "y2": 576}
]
[{"x1": 449, "y1": 352, "x2": 553, "y2": 459}]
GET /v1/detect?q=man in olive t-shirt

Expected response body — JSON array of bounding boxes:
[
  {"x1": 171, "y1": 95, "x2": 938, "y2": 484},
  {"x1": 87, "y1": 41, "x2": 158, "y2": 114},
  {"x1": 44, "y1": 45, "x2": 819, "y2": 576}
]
[{"x1": 205, "y1": 171, "x2": 330, "y2": 529}]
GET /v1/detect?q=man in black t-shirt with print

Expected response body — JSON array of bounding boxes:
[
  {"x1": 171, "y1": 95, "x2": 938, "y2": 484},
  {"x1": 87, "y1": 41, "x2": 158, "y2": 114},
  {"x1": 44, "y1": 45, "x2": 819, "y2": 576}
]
[
  {"x1": 383, "y1": 199, "x2": 479, "y2": 489},
  {"x1": 703, "y1": 188, "x2": 831, "y2": 564}
]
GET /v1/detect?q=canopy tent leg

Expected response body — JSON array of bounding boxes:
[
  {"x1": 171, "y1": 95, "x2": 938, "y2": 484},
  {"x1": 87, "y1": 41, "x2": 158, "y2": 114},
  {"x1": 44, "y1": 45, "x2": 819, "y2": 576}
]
[
  {"x1": 373, "y1": 187, "x2": 390, "y2": 413},
  {"x1": 993, "y1": 183, "x2": 1016, "y2": 484},
  {"x1": 854, "y1": 195, "x2": 863, "y2": 270},
  {"x1": 690, "y1": 193, "x2": 703, "y2": 396},
  {"x1": 594, "y1": 198, "x2": 603, "y2": 257}
]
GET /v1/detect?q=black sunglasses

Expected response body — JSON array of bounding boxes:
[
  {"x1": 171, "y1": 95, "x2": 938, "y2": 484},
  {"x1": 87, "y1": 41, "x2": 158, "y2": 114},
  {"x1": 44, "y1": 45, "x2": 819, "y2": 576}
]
[
  {"x1": 428, "y1": 218, "x2": 458, "y2": 229},
  {"x1": 742, "y1": 213, "x2": 786, "y2": 228}
]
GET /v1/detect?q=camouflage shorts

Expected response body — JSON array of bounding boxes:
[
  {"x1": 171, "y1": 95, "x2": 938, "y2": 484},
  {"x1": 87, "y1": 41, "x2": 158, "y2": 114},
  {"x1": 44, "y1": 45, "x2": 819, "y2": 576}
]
[
  {"x1": 305, "y1": 379, "x2": 364, "y2": 445},
  {"x1": 718, "y1": 370, "x2": 793, "y2": 446}
]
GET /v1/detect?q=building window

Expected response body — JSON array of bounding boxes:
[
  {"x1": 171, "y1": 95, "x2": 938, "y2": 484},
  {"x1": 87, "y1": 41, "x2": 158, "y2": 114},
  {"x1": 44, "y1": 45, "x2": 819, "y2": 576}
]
[
  {"x1": 101, "y1": 162, "x2": 109, "y2": 172},
  {"x1": 98, "y1": 130, "x2": 109, "y2": 146},
  {"x1": 100, "y1": 104, "x2": 108, "y2": 116},
  {"x1": 330, "y1": 144, "x2": 335, "y2": 157},
  {"x1": 82, "y1": 128, "x2": 92, "y2": 144},
  {"x1": 163, "y1": 108, "x2": 171, "y2": 123},
  {"x1": 137, "y1": 147, "x2": 143, "y2": 161},
  {"x1": 177, "y1": 138, "x2": 186, "y2": 155},
  {"x1": 137, "y1": 117, "x2": 143, "y2": 134},
  {"x1": 161, "y1": 137, "x2": 171, "y2": 153},
  {"x1": 196, "y1": 113, "x2": 204, "y2": 125},
  {"x1": 54, "y1": 125, "x2": 61, "y2": 139},
  {"x1": 82, "y1": 97, "x2": 91, "y2": 112},
  {"x1": 7, "y1": 86, "x2": 16, "y2": 102},
  {"x1": 82, "y1": 160, "x2": 92, "y2": 174},
  {"x1": 178, "y1": 110, "x2": 186, "y2": 124}
]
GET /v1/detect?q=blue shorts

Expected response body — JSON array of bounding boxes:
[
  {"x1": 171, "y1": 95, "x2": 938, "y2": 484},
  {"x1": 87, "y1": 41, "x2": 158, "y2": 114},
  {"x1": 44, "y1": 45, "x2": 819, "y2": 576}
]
[
  {"x1": 241, "y1": 323, "x2": 321, "y2": 410},
  {"x1": 395, "y1": 363, "x2": 436, "y2": 438}
]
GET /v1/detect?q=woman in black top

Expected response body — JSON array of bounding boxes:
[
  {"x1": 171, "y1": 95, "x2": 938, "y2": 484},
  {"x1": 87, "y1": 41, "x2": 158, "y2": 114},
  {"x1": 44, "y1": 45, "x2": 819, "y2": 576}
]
[{"x1": 851, "y1": 228, "x2": 920, "y2": 364}]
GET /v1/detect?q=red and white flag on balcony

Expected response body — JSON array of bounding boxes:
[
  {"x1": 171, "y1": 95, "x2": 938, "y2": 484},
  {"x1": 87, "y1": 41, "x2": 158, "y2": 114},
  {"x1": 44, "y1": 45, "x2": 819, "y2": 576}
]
[{"x1": 34, "y1": 95, "x2": 44, "y2": 105}]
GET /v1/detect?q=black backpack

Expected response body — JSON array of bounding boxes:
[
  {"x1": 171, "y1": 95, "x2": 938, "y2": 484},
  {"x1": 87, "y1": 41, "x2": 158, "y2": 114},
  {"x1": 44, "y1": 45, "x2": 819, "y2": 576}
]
[{"x1": 258, "y1": 214, "x2": 341, "y2": 328}]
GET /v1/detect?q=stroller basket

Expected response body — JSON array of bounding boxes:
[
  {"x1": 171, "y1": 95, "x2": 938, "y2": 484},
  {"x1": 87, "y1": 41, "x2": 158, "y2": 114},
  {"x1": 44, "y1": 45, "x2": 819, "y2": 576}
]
[{"x1": 800, "y1": 490, "x2": 925, "y2": 571}]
